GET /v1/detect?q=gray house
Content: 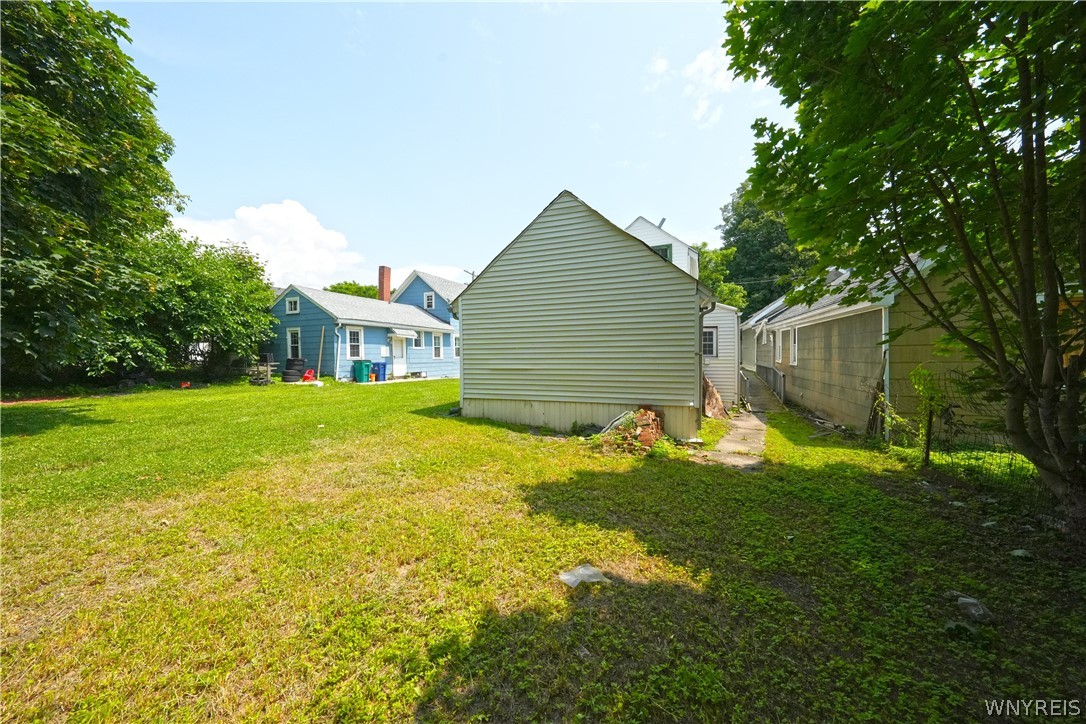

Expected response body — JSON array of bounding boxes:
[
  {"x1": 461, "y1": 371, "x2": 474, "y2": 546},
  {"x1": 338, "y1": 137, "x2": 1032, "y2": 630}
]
[{"x1": 451, "y1": 190, "x2": 715, "y2": 440}]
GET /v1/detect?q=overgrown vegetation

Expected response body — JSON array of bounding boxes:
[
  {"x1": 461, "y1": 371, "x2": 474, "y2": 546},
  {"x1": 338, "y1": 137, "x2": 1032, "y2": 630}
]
[
  {"x1": 3, "y1": 381, "x2": 1082, "y2": 719},
  {"x1": 1, "y1": 1, "x2": 273, "y2": 381},
  {"x1": 725, "y1": 2, "x2": 1085, "y2": 526}
]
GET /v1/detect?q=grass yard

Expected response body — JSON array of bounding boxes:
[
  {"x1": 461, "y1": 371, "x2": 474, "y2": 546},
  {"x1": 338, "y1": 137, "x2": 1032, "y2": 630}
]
[{"x1": 2, "y1": 379, "x2": 1084, "y2": 721}]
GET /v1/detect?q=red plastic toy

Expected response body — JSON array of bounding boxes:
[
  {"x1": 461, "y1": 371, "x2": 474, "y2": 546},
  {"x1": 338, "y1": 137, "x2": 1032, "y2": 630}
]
[{"x1": 301, "y1": 369, "x2": 316, "y2": 382}]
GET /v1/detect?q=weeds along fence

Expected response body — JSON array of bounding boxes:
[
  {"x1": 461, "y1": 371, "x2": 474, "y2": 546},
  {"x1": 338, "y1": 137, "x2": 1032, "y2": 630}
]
[{"x1": 891, "y1": 369, "x2": 1058, "y2": 514}]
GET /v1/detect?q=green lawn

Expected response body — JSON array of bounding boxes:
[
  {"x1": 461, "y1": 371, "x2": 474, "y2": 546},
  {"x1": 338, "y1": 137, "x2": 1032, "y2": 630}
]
[{"x1": 2, "y1": 380, "x2": 1083, "y2": 721}]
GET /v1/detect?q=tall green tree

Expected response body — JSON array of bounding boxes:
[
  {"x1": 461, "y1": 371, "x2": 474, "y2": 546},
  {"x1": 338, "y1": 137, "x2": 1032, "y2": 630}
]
[
  {"x1": 716, "y1": 182, "x2": 814, "y2": 313},
  {"x1": 725, "y1": 2, "x2": 1085, "y2": 524},
  {"x1": 324, "y1": 281, "x2": 379, "y2": 299},
  {"x1": 1, "y1": 1, "x2": 181, "y2": 378},
  {"x1": 692, "y1": 243, "x2": 747, "y2": 309},
  {"x1": 89, "y1": 230, "x2": 275, "y2": 375}
]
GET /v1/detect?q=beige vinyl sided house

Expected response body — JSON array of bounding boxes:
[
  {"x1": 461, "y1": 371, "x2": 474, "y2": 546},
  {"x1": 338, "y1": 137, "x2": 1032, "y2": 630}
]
[
  {"x1": 740, "y1": 271, "x2": 971, "y2": 432},
  {"x1": 450, "y1": 190, "x2": 716, "y2": 440}
]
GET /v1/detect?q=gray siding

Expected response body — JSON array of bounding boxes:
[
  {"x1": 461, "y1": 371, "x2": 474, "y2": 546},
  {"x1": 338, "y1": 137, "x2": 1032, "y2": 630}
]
[
  {"x1": 782, "y1": 309, "x2": 885, "y2": 430},
  {"x1": 456, "y1": 192, "x2": 704, "y2": 439}
]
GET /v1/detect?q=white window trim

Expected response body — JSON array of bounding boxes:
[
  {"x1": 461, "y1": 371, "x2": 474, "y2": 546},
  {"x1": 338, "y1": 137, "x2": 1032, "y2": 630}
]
[
  {"x1": 413, "y1": 332, "x2": 423, "y2": 349},
  {"x1": 761, "y1": 326, "x2": 768, "y2": 344},
  {"x1": 453, "y1": 335, "x2": 461, "y2": 359},
  {"x1": 776, "y1": 330, "x2": 784, "y2": 364},
  {"x1": 287, "y1": 328, "x2": 301, "y2": 359},
  {"x1": 433, "y1": 332, "x2": 443, "y2": 359},
  {"x1": 346, "y1": 326, "x2": 363, "y2": 360},
  {"x1": 285, "y1": 296, "x2": 300, "y2": 315},
  {"x1": 424, "y1": 292, "x2": 435, "y2": 310},
  {"x1": 702, "y1": 326, "x2": 718, "y2": 357},
  {"x1": 790, "y1": 327, "x2": 798, "y2": 366}
]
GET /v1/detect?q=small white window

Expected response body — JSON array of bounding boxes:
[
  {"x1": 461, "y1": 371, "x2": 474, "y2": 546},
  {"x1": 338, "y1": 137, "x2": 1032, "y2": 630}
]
[
  {"x1": 454, "y1": 335, "x2": 461, "y2": 358},
  {"x1": 776, "y1": 330, "x2": 784, "y2": 364},
  {"x1": 433, "y1": 332, "x2": 443, "y2": 359},
  {"x1": 287, "y1": 328, "x2": 301, "y2": 359},
  {"x1": 347, "y1": 328, "x2": 362, "y2": 359},
  {"x1": 761, "y1": 326, "x2": 768, "y2": 344},
  {"x1": 701, "y1": 327, "x2": 717, "y2": 357},
  {"x1": 285, "y1": 297, "x2": 300, "y2": 314},
  {"x1": 424, "y1": 292, "x2": 435, "y2": 310},
  {"x1": 790, "y1": 327, "x2": 798, "y2": 366},
  {"x1": 413, "y1": 333, "x2": 422, "y2": 349}
]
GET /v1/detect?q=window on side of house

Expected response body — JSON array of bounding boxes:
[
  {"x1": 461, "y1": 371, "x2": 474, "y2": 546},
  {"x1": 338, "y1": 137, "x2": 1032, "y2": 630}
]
[
  {"x1": 285, "y1": 297, "x2": 300, "y2": 314},
  {"x1": 776, "y1": 330, "x2": 784, "y2": 364},
  {"x1": 702, "y1": 327, "x2": 717, "y2": 357},
  {"x1": 347, "y1": 328, "x2": 362, "y2": 359},
  {"x1": 454, "y1": 335, "x2": 461, "y2": 358},
  {"x1": 287, "y1": 328, "x2": 301, "y2": 359},
  {"x1": 433, "y1": 333, "x2": 443, "y2": 359},
  {"x1": 761, "y1": 326, "x2": 768, "y2": 344},
  {"x1": 651, "y1": 244, "x2": 672, "y2": 262},
  {"x1": 790, "y1": 327, "x2": 798, "y2": 365},
  {"x1": 424, "y1": 292, "x2": 435, "y2": 310},
  {"x1": 413, "y1": 333, "x2": 422, "y2": 349}
]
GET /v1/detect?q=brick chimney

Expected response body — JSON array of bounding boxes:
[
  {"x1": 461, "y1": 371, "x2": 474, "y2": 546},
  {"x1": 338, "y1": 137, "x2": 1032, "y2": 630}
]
[{"x1": 378, "y1": 265, "x2": 391, "y2": 302}]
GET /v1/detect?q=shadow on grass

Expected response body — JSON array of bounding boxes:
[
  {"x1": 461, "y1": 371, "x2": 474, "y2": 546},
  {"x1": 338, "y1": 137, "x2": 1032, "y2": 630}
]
[
  {"x1": 409, "y1": 403, "x2": 541, "y2": 435},
  {"x1": 414, "y1": 573, "x2": 816, "y2": 722},
  {"x1": 405, "y1": 448, "x2": 1086, "y2": 720},
  {"x1": 0, "y1": 403, "x2": 114, "y2": 438}
]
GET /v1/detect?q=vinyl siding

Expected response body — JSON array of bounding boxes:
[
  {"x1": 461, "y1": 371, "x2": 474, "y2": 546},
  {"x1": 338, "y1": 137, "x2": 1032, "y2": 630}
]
[
  {"x1": 740, "y1": 328, "x2": 758, "y2": 371},
  {"x1": 405, "y1": 324, "x2": 461, "y2": 378},
  {"x1": 395, "y1": 276, "x2": 455, "y2": 324},
  {"x1": 457, "y1": 191, "x2": 703, "y2": 439},
  {"x1": 703, "y1": 306, "x2": 740, "y2": 405},
  {"x1": 269, "y1": 291, "x2": 336, "y2": 377}
]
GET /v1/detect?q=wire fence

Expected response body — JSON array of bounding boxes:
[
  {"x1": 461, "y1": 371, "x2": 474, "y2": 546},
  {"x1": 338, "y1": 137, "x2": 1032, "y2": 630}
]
[{"x1": 891, "y1": 369, "x2": 1059, "y2": 516}]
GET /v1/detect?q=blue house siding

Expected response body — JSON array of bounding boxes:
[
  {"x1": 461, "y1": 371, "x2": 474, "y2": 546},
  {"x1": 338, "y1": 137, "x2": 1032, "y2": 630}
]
[
  {"x1": 405, "y1": 321, "x2": 460, "y2": 378},
  {"x1": 269, "y1": 291, "x2": 336, "y2": 376},
  {"x1": 396, "y1": 277, "x2": 453, "y2": 323}
]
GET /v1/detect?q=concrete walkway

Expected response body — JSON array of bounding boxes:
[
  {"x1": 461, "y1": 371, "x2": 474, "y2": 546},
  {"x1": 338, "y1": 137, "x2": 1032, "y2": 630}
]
[{"x1": 698, "y1": 371, "x2": 784, "y2": 470}]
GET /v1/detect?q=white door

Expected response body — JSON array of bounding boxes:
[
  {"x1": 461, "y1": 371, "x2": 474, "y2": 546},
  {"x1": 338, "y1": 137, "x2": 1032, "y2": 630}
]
[{"x1": 392, "y1": 337, "x2": 406, "y2": 377}]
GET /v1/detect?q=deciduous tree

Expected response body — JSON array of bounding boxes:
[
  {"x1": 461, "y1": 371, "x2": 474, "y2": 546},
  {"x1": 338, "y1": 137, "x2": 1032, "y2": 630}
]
[
  {"x1": 725, "y1": 2, "x2": 1085, "y2": 524},
  {"x1": 1, "y1": 1, "x2": 182, "y2": 378},
  {"x1": 324, "y1": 281, "x2": 379, "y2": 299},
  {"x1": 716, "y1": 181, "x2": 815, "y2": 313}
]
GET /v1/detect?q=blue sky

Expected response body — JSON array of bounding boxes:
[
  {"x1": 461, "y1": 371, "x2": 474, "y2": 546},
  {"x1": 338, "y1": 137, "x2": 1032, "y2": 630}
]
[{"x1": 104, "y1": 1, "x2": 793, "y2": 289}]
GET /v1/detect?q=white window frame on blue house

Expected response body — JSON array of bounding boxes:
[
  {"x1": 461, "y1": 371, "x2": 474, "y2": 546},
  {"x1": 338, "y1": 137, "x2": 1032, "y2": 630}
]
[
  {"x1": 454, "y1": 335, "x2": 460, "y2": 358},
  {"x1": 347, "y1": 327, "x2": 363, "y2": 359},
  {"x1": 287, "y1": 328, "x2": 301, "y2": 359},
  {"x1": 413, "y1": 332, "x2": 423, "y2": 349},
  {"x1": 424, "y1": 292, "x2": 435, "y2": 310},
  {"x1": 285, "y1": 297, "x2": 300, "y2": 314},
  {"x1": 433, "y1": 332, "x2": 443, "y2": 359}
]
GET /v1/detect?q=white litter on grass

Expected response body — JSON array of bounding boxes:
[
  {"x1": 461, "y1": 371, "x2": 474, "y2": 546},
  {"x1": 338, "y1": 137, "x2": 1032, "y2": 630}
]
[{"x1": 558, "y1": 564, "x2": 610, "y2": 588}]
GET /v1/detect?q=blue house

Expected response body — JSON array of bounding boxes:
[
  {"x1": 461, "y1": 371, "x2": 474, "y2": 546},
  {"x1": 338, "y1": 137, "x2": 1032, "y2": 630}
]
[{"x1": 269, "y1": 268, "x2": 465, "y2": 380}]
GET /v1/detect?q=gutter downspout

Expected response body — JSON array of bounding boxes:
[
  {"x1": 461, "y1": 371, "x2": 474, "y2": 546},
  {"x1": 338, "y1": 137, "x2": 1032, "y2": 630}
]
[
  {"x1": 334, "y1": 324, "x2": 342, "y2": 381},
  {"x1": 882, "y1": 306, "x2": 891, "y2": 441},
  {"x1": 698, "y1": 299, "x2": 717, "y2": 433}
]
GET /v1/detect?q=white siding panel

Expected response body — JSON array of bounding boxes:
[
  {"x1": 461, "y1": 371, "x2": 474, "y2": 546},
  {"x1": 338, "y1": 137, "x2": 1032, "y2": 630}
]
[
  {"x1": 703, "y1": 306, "x2": 739, "y2": 405},
  {"x1": 460, "y1": 192, "x2": 704, "y2": 438}
]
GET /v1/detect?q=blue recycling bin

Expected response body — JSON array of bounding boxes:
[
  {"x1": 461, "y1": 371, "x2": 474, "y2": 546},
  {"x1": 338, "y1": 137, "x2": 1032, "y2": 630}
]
[{"x1": 373, "y1": 361, "x2": 387, "y2": 382}]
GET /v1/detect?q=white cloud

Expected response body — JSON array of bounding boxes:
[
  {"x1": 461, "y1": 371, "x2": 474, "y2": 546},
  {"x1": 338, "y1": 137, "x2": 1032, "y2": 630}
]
[
  {"x1": 175, "y1": 200, "x2": 367, "y2": 289},
  {"x1": 682, "y1": 47, "x2": 737, "y2": 129},
  {"x1": 643, "y1": 51, "x2": 671, "y2": 93}
]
